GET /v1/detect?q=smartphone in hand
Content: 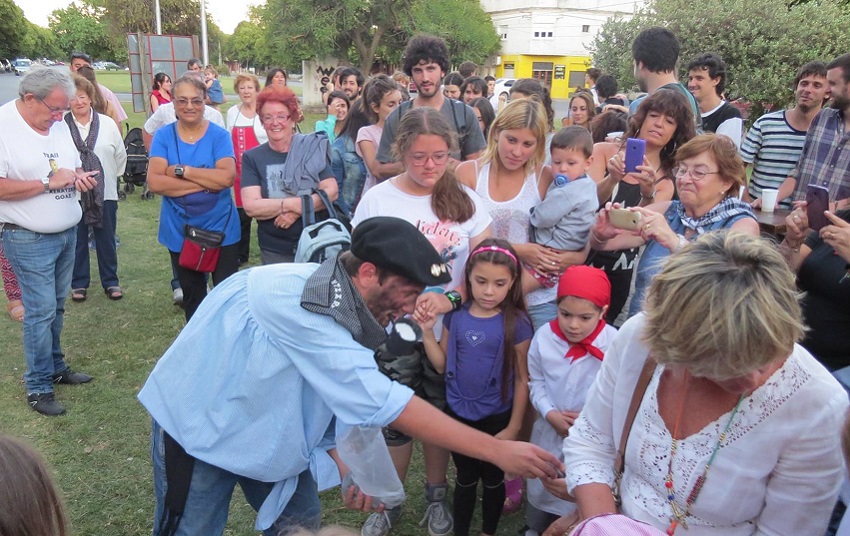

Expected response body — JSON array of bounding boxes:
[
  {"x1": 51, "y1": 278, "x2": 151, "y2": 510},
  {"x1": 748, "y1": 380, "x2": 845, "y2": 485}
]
[
  {"x1": 806, "y1": 184, "x2": 830, "y2": 231},
  {"x1": 608, "y1": 208, "x2": 642, "y2": 230},
  {"x1": 624, "y1": 138, "x2": 647, "y2": 174}
]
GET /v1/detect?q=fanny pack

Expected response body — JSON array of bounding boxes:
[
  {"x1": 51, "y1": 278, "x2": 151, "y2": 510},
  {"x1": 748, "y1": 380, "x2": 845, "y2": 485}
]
[{"x1": 179, "y1": 224, "x2": 224, "y2": 272}]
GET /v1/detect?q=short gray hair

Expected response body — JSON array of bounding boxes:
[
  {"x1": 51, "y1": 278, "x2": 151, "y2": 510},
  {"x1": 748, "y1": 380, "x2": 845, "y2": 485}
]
[
  {"x1": 18, "y1": 66, "x2": 75, "y2": 100},
  {"x1": 175, "y1": 72, "x2": 207, "y2": 96}
]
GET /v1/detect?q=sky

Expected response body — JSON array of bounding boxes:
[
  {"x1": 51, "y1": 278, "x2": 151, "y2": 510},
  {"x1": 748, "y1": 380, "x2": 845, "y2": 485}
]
[{"x1": 15, "y1": 0, "x2": 253, "y2": 34}]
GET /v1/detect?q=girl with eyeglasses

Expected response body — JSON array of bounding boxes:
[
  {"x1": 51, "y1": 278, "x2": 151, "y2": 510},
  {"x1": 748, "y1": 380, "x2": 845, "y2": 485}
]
[
  {"x1": 241, "y1": 86, "x2": 339, "y2": 265},
  {"x1": 590, "y1": 133, "x2": 759, "y2": 320},
  {"x1": 351, "y1": 107, "x2": 492, "y2": 534},
  {"x1": 147, "y1": 74, "x2": 240, "y2": 321}
]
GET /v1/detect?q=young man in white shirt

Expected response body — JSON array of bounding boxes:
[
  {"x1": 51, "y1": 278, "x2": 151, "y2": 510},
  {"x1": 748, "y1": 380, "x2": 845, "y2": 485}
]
[{"x1": 687, "y1": 52, "x2": 743, "y2": 146}]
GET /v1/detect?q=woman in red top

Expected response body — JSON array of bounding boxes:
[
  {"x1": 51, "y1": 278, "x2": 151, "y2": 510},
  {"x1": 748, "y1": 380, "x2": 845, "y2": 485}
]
[{"x1": 150, "y1": 72, "x2": 172, "y2": 113}]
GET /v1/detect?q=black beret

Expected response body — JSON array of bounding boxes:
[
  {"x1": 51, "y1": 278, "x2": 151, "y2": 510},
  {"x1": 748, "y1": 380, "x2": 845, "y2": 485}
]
[{"x1": 351, "y1": 217, "x2": 451, "y2": 286}]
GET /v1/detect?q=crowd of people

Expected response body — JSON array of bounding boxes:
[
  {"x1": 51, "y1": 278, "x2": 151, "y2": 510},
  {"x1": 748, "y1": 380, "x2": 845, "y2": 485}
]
[{"x1": 1, "y1": 26, "x2": 850, "y2": 536}]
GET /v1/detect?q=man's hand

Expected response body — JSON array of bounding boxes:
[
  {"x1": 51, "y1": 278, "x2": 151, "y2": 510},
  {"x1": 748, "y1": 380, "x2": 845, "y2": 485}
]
[
  {"x1": 73, "y1": 170, "x2": 99, "y2": 192},
  {"x1": 490, "y1": 440, "x2": 561, "y2": 480},
  {"x1": 341, "y1": 472, "x2": 386, "y2": 513}
]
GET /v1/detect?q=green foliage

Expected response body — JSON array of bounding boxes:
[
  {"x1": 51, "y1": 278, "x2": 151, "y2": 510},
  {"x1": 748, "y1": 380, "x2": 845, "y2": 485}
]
[
  {"x1": 590, "y1": 0, "x2": 850, "y2": 117},
  {"x1": 49, "y1": 2, "x2": 116, "y2": 61},
  {"x1": 240, "y1": 0, "x2": 499, "y2": 75},
  {"x1": 227, "y1": 19, "x2": 275, "y2": 71},
  {"x1": 0, "y1": 0, "x2": 29, "y2": 58},
  {"x1": 21, "y1": 23, "x2": 63, "y2": 60}
]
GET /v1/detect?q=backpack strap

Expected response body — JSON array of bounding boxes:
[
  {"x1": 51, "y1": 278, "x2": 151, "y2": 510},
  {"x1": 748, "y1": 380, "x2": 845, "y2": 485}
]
[
  {"x1": 314, "y1": 189, "x2": 338, "y2": 220},
  {"x1": 301, "y1": 194, "x2": 315, "y2": 228}
]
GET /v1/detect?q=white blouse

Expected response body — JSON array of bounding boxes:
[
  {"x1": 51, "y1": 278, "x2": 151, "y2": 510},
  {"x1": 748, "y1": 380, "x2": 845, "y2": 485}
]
[{"x1": 563, "y1": 314, "x2": 849, "y2": 536}]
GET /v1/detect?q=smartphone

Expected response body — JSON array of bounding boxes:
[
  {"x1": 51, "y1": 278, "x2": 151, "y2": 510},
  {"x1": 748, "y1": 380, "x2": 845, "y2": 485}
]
[
  {"x1": 624, "y1": 138, "x2": 646, "y2": 174},
  {"x1": 608, "y1": 208, "x2": 642, "y2": 230},
  {"x1": 806, "y1": 184, "x2": 830, "y2": 231}
]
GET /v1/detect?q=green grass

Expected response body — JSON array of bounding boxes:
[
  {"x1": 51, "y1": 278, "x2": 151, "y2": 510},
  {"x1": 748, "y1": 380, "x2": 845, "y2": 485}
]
[
  {"x1": 95, "y1": 71, "x2": 304, "y2": 99},
  {"x1": 1, "y1": 83, "x2": 529, "y2": 536}
]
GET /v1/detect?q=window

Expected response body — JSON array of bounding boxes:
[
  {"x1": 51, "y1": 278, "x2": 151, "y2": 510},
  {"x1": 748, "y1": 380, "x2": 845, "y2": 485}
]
[
  {"x1": 533, "y1": 27, "x2": 554, "y2": 39},
  {"x1": 534, "y1": 31, "x2": 540, "y2": 37},
  {"x1": 547, "y1": 31, "x2": 553, "y2": 37},
  {"x1": 582, "y1": 25, "x2": 590, "y2": 32},
  {"x1": 532, "y1": 61, "x2": 554, "y2": 89}
]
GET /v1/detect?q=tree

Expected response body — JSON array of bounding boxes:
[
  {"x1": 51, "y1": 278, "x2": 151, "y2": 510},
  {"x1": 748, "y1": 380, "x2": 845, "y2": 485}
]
[
  {"x1": 0, "y1": 0, "x2": 29, "y2": 59},
  {"x1": 254, "y1": 0, "x2": 500, "y2": 74},
  {"x1": 49, "y1": 2, "x2": 116, "y2": 61},
  {"x1": 228, "y1": 20, "x2": 274, "y2": 71},
  {"x1": 590, "y1": 0, "x2": 850, "y2": 119},
  {"x1": 22, "y1": 23, "x2": 63, "y2": 60}
]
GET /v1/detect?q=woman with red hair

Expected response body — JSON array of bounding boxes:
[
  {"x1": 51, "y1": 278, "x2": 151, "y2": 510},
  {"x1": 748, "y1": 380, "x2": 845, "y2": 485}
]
[{"x1": 240, "y1": 86, "x2": 339, "y2": 264}]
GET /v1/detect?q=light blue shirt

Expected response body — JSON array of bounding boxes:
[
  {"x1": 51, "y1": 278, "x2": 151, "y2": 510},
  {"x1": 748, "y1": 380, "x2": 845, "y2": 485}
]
[{"x1": 138, "y1": 263, "x2": 413, "y2": 528}]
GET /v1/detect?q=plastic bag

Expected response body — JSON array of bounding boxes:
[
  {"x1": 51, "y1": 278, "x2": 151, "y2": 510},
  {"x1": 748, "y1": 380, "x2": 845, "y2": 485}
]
[{"x1": 335, "y1": 422, "x2": 406, "y2": 508}]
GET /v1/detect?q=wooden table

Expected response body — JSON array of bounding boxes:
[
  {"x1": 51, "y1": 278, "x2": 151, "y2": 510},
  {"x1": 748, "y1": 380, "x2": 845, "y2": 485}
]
[{"x1": 755, "y1": 208, "x2": 791, "y2": 237}]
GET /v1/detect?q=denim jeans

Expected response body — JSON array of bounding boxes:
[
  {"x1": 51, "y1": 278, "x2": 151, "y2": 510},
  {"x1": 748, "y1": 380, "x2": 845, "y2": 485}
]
[
  {"x1": 2, "y1": 225, "x2": 76, "y2": 394},
  {"x1": 528, "y1": 300, "x2": 558, "y2": 332},
  {"x1": 73, "y1": 200, "x2": 119, "y2": 289},
  {"x1": 151, "y1": 420, "x2": 322, "y2": 536}
]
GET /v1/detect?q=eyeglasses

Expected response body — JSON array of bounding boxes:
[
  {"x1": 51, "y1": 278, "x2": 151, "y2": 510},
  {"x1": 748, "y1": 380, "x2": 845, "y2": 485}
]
[
  {"x1": 261, "y1": 114, "x2": 290, "y2": 124},
  {"x1": 672, "y1": 166, "x2": 720, "y2": 181},
  {"x1": 175, "y1": 98, "x2": 204, "y2": 107},
  {"x1": 409, "y1": 152, "x2": 449, "y2": 166},
  {"x1": 38, "y1": 99, "x2": 70, "y2": 116}
]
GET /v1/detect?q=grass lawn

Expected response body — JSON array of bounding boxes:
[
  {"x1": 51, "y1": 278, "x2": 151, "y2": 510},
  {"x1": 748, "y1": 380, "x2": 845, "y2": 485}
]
[
  {"x1": 95, "y1": 71, "x2": 304, "y2": 99},
  {"x1": 0, "y1": 81, "x2": 528, "y2": 535}
]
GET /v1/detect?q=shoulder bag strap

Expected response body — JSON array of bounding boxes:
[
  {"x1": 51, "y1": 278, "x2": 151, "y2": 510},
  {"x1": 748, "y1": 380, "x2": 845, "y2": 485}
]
[
  {"x1": 301, "y1": 194, "x2": 315, "y2": 228},
  {"x1": 314, "y1": 189, "x2": 338, "y2": 220},
  {"x1": 612, "y1": 355, "x2": 657, "y2": 504}
]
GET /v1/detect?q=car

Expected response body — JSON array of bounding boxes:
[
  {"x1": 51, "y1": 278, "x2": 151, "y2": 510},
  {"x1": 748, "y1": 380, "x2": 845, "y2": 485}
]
[
  {"x1": 492, "y1": 78, "x2": 517, "y2": 100},
  {"x1": 13, "y1": 59, "x2": 32, "y2": 76},
  {"x1": 100, "y1": 61, "x2": 122, "y2": 71},
  {"x1": 0, "y1": 59, "x2": 10, "y2": 73},
  {"x1": 40, "y1": 58, "x2": 55, "y2": 66}
]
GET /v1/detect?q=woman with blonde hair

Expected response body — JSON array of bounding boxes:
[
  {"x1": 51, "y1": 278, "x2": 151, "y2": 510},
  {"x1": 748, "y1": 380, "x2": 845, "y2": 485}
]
[
  {"x1": 543, "y1": 231, "x2": 848, "y2": 535},
  {"x1": 458, "y1": 98, "x2": 586, "y2": 329},
  {"x1": 0, "y1": 434, "x2": 69, "y2": 536},
  {"x1": 561, "y1": 91, "x2": 596, "y2": 131}
]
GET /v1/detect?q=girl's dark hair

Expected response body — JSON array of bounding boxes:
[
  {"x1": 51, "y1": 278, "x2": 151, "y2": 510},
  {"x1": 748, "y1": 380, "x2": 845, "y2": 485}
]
[
  {"x1": 365, "y1": 74, "x2": 400, "y2": 124},
  {"x1": 342, "y1": 98, "x2": 372, "y2": 139},
  {"x1": 625, "y1": 90, "x2": 696, "y2": 175},
  {"x1": 510, "y1": 78, "x2": 554, "y2": 131},
  {"x1": 590, "y1": 110, "x2": 627, "y2": 144},
  {"x1": 326, "y1": 90, "x2": 350, "y2": 110},
  {"x1": 0, "y1": 434, "x2": 69, "y2": 536},
  {"x1": 264, "y1": 67, "x2": 288, "y2": 88},
  {"x1": 153, "y1": 72, "x2": 171, "y2": 91},
  {"x1": 76, "y1": 65, "x2": 108, "y2": 115},
  {"x1": 470, "y1": 97, "x2": 495, "y2": 141},
  {"x1": 460, "y1": 76, "x2": 487, "y2": 99},
  {"x1": 464, "y1": 238, "x2": 528, "y2": 402},
  {"x1": 392, "y1": 107, "x2": 475, "y2": 223},
  {"x1": 443, "y1": 72, "x2": 464, "y2": 89}
]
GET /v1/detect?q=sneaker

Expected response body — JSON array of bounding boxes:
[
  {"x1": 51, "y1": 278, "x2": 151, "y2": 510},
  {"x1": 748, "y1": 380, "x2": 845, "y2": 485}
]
[
  {"x1": 27, "y1": 392, "x2": 66, "y2": 416},
  {"x1": 172, "y1": 288, "x2": 184, "y2": 306},
  {"x1": 362, "y1": 505, "x2": 403, "y2": 536},
  {"x1": 420, "y1": 484, "x2": 452, "y2": 536},
  {"x1": 52, "y1": 368, "x2": 93, "y2": 385}
]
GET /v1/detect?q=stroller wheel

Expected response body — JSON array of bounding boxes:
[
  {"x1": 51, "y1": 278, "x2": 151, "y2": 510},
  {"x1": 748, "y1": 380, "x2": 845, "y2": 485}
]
[
  {"x1": 118, "y1": 190, "x2": 127, "y2": 201},
  {"x1": 124, "y1": 183, "x2": 135, "y2": 194},
  {"x1": 142, "y1": 190, "x2": 156, "y2": 200}
]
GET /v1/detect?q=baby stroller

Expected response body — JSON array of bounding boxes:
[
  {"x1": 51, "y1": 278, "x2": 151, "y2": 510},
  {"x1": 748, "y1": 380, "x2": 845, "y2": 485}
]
[{"x1": 119, "y1": 126, "x2": 154, "y2": 200}]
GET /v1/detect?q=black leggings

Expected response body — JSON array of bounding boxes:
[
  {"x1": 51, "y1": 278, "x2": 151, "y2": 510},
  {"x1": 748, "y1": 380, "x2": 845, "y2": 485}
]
[
  {"x1": 169, "y1": 244, "x2": 239, "y2": 321},
  {"x1": 447, "y1": 408, "x2": 512, "y2": 536}
]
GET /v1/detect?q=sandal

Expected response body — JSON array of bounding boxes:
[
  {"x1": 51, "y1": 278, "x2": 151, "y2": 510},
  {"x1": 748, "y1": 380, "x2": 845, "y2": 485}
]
[
  {"x1": 105, "y1": 286, "x2": 123, "y2": 300},
  {"x1": 503, "y1": 476, "x2": 523, "y2": 514},
  {"x1": 6, "y1": 300, "x2": 24, "y2": 322},
  {"x1": 71, "y1": 289, "x2": 87, "y2": 302}
]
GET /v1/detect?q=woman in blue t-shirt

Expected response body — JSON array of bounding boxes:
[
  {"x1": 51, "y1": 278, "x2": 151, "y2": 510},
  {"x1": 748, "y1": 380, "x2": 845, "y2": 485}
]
[
  {"x1": 419, "y1": 238, "x2": 533, "y2": 536},
  {"x1": 147, "y1": 75, "x2": 240, "y2": 321}
]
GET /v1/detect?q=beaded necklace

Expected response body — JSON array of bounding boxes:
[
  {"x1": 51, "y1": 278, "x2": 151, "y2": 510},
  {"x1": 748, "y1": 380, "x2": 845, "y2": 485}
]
[{"x1": 664, "y1": 378, "x2": 746, "y2": 535}]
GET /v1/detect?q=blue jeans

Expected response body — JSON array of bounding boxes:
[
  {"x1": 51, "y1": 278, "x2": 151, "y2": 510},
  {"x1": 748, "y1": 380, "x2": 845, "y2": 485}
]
[
  {"x1": 73, "y1": 200, "x2": 119, "y2": 289},
  {"x1": 151, "y1": 420, "x2": 322, "y2": 536},
  {"x1": 2, "y1": 226, "x2": 76, "y2": 394},
  {"x1": 528, "y1": 300, "x2": 558, "y2": 332}
]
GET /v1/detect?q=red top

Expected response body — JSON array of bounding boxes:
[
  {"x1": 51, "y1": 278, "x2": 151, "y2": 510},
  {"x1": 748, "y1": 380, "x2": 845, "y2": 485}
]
[{"x1": 150, "y1": 90, "x2": 171, "y2": 110}]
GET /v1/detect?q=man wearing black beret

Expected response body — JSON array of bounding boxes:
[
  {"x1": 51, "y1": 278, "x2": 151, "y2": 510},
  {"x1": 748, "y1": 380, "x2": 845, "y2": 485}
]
[{"x1": 137, "y1": 216, "x2": 559, "y2": 536}]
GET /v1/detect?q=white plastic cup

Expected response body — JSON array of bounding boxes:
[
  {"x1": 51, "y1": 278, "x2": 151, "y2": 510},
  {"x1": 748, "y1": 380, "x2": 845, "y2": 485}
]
[{"x1": 761, "y1": 189, "x2": 778, "y2": 212}]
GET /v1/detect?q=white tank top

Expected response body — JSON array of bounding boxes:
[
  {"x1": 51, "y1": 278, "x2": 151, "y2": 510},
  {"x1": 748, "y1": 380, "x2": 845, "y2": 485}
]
[{"x1": 474, "y1": 161, "x2": 555, "y2": 306}]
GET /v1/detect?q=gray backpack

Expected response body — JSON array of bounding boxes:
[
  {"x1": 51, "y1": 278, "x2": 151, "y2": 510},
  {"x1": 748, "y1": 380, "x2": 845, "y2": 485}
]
[{"x1": 294, "y1": 190, "x2": 351, "y2": 264}]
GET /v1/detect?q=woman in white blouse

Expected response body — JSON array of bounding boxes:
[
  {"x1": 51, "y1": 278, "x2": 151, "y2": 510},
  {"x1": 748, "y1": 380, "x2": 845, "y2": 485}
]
[{"x1": 543, "y1": 232, "x2": 848, "y2": 536}]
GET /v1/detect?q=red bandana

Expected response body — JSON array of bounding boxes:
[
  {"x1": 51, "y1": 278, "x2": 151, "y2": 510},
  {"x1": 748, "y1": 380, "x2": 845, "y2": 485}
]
[{"x1": 549, "y1": 318, "x2": 606, "y2": 362}]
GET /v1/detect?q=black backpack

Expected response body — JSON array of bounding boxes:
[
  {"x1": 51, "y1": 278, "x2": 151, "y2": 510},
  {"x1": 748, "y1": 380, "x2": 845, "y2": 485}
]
[{"x1": 123, "y1": 127, "x2": 148, "y2": 183}]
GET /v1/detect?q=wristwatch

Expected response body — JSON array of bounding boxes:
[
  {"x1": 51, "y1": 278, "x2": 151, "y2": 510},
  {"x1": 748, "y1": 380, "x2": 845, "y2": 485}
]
[
  {"x1": 174, "y1": 165, "x2": 185, "y2": 178},
  {"x1": 445, "y1": 290, "x2": 462, "y2": 311},
  {"x1": 42, "y1": 172, "x2": 52, "y2": 193}
]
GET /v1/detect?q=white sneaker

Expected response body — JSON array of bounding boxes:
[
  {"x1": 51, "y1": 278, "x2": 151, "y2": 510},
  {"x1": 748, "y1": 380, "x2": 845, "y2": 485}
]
[
  {"x1": 172, "y1": 288, "x2": 184, "y2": 305},
  {"x1": 362, "y1": 506, "x2": 402, "y2": 536}
]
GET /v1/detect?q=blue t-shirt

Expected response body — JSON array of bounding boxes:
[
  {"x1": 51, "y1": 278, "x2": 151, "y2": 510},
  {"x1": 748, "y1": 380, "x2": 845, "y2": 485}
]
[
  {"x1": 443, "y1": 303, "x2": 533, "y2": 421},
  {"x1": 207, "y1": 79, "x2": 224, "y2": 104},
  {"x1": 150, "y1": 122, "x2": 239, "y2": 252}
]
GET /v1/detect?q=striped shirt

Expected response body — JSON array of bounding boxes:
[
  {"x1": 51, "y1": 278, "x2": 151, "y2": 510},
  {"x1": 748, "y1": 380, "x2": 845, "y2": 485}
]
[
  {"x1": 790, "y1": 107, "x2": 850, "y2": 202},
  {"x1": 740, "y1": 110, "x2": 806, "y2": 209}
]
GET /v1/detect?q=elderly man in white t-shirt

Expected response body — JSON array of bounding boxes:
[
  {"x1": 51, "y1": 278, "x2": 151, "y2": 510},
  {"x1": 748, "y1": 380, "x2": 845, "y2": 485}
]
[{"x1": 0, "y1": 67, "x2": 99, "y2": 416}]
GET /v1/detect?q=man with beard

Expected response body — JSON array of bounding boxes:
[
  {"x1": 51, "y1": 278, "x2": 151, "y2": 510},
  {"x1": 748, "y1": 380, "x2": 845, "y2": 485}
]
[
  {"x1": 628, "y1": 27, "x2": 700, "y2": 129},
  {"x1": 777, "y1": 54, "x2": 850, "y2": 208},
  {"x1": 338, "y1": 66, "x2": 365, "y2": 99},
  {"x1": 742, "y1": 62, "x2": 828, "y2": 209},
  {"x1": 375, "y1": 35, "x2": 485, "y2": 180}
]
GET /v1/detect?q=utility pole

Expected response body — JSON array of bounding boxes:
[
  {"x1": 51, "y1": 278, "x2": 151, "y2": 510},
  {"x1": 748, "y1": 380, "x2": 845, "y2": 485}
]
[
  {"x1": 155, "y1": 0, "x2": 162, "y2": 34},
  {"x1": 200, "y1": 0, "x2": 209, "y2": 66}
]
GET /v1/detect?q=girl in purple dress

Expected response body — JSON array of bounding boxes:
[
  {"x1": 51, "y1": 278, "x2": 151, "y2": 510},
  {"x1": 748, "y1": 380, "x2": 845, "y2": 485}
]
[{"x1": 419, "y1": 238, "x2": 533, "y2": 536}]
